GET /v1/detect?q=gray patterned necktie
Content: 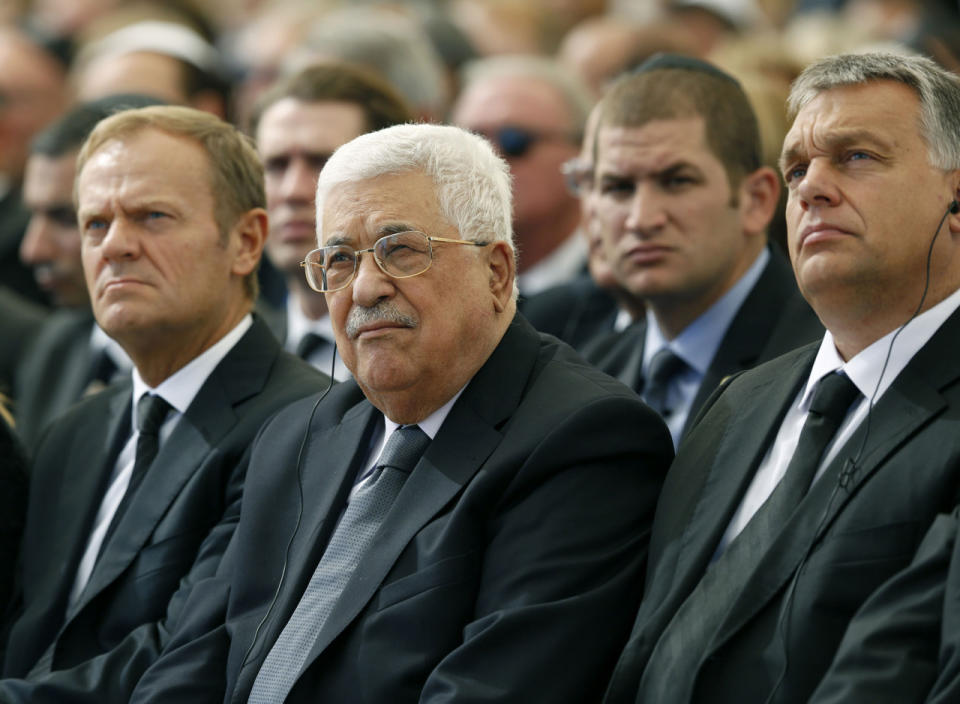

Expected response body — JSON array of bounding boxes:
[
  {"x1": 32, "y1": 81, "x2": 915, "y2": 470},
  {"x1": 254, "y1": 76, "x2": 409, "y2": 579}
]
[
  {"x1": 643, "y1": 348, "x2": 688, "y2": 417},
  {"x1": 248, "y1": 424, "x2": 431, "y2": 703}
]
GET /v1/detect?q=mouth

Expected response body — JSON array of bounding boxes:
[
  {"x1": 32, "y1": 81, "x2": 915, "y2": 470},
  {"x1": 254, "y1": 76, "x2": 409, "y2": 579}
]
[
  {"x1": 274, "y1": 219, "x2": 316, "y2": 244},
  {"x1": 799, "y1": 223, "x2": 853, "y2": 248},
  {"x1": 621, "y1": 243, "x2": 671, "y2": 265},
  {"x1": 351, "y1": 321, "x2": 411, "y2": 340}
]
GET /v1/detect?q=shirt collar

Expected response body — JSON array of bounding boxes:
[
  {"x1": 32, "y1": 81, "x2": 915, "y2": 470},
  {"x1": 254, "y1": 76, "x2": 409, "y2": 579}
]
[
  {"x1": 517, "y1": 230, "x2": 588, "y2": 297},
  {"x1": 644, "y1": 247, "x2": 769, "y2": 374},
  {"x1": 285, "y1": 295, "x2": 335, "y2": 351},
  {"x1": 89, "y1": 321, "x2": 133, "y2": 372},
  {"x1": 131, "y1": 314, "x2": 253, "y2": 428},
  {"x1": 381, "y1": 384, "x2": 467, "y2": 442},
  {"x1": 802, "y1": 284, "x2": 960, "y2": 410}
]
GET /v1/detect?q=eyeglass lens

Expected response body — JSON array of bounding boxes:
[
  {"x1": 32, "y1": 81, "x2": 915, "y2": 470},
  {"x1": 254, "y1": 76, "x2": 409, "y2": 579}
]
[{"x1": 303, "y1": 231, "x2": 434, "y2": 292}]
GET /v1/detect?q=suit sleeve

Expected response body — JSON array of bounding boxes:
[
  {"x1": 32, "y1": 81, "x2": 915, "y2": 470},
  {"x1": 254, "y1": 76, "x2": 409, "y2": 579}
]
[
  {"x1": 0, "y1": 447, "x2": 248, "y2": 704},
  {"x1": 808, "y1": 507, "x2": 960, "y2": 704},
  {"x1": 419, "y1": 395, "x2": 672, "y2": 703}
]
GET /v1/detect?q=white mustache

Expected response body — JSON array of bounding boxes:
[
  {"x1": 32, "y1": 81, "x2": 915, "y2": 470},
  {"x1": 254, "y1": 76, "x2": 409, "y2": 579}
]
[{"x1": 346, "y1": 302, "x2": 418, "y2": 339}]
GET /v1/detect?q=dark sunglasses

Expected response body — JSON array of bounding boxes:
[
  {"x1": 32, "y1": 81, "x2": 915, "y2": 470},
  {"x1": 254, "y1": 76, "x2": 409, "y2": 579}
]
[{"x1": 479, "y1": 126, "x2": 576, "y2": 158}]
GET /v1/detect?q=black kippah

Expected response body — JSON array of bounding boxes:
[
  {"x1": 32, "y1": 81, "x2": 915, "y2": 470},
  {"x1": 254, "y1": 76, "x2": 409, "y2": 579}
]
[{"x1": 632, "y1": 52, "x2": 742, "y2": 88}]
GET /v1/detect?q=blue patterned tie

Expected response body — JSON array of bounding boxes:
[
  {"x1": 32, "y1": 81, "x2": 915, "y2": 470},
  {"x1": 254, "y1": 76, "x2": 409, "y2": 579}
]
[{"x1": 248, "y1": 424, "x2": 431, "y2": 703}]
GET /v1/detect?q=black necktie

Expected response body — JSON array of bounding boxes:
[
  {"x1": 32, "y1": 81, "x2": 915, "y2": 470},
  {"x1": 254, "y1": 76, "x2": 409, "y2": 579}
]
[
  {"x1": 643, "y1": 348, "x2": 688, "y2": 416},
  {"x1": 248, "y1": 425, "x2": 431, "y2": 703},
  {"x1": 295, "y1": 332, "x2": 328, "y2": 360},
  {"x1": 98, "y1": 394, "x2": 172, "y2": 556},
  {"x1": 635, "y1": 371, "x2": 862, "y2": 701}
]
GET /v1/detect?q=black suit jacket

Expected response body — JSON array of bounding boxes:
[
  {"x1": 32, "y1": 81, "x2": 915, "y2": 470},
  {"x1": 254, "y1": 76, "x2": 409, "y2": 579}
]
[
  {"x1": 132, "y1": 314, "x2": 674, "y2": 704},
  {"x1": 604, "y1": 304, "x2": 960, "y2": 704},
  {"x1": 0, "y1": 287, "x2": 45, "y2": 402},
  {"x1": 808, "y1": 505, "x2": 960, "y2": 704},
  {"x1": 0, "y1": 316, "x2": 328, "y2": 703},
  {"x1": 13, "y1": 310, "x2": 101, "y2": 449},
  {"x1": 584, "y1": 249, "x2": 823, "y2": 437},
  {"x1": 519, "y1": 273, "x2": 621, "y2": 352}
]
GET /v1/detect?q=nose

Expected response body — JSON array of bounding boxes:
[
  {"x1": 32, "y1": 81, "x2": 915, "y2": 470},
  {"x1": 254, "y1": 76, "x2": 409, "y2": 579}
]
[
  {"x1": 351, "y1": 250, "x2": 395, "y2": 308},
  {"x1": 794, "y1": 158, "x2": 841, "y2": 210},
  {"x1": 625, "y1": 183, "x2": 667, "y2": 235},
  {"x1": 279, "y1": 158, "x2": 318, "y2": 204},
  {"x1": 98, "y1": 219, "x2": 140, "y2": 262},
  {"x1": 20, "y1": 215, "x2": 57, "y2": 265}
]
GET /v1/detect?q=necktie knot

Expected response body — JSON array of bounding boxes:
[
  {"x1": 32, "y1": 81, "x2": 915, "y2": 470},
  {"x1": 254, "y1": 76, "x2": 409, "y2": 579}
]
[
  {"x1": 137, "y1": 394, "x2": 172, "y2": 437},
  {"x1": 808, "y1": 372, "x2": 860, "y2": 426},
  {"x1": 295, "y1": 332, "x2": 328, "y2": 360},
  {"x1": 644, "y1": 348, "x2": 688, "y2": 416},
  {"x1": 377, "y1": 425, "x2": 430, "y2": 474}
]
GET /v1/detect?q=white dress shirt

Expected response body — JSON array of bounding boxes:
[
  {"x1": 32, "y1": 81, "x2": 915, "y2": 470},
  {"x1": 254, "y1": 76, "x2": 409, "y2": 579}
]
[
  {"x1": 285, "y1": 297, "x2": 351, "y2": 381},
  {"x1": 68, "y1": 315, "x2": 253, "y2": 610},
  {"x1": 717, "y1": 286, "x2": 960, "y2": 552}
]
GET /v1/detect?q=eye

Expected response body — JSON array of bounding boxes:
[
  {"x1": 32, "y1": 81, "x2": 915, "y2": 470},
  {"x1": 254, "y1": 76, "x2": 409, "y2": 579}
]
[
  {"x1": 783, "y1": 164, "x2": 807, "y2": 184},
  {"x1": 661, "y1": 173, "x2": 696, "y2": 190},
  {"x1": 600, "y1": 178, "x2": 635, "y2": 198},
  {"x1": 846, "y1": 151, "x2": 872, "y2": 162},
  {"x1": 48, "y1": 207, "x2": 77, "y2": 228},
  {"x1": 83, "y1": 217, "x2": 107, "y2": 233},
  {"x1": 263, "y1": 156, "x2": 289, "y2": 175}
]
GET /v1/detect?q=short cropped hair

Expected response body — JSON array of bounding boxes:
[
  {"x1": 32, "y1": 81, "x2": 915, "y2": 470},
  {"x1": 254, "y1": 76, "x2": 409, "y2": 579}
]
[
  {"x1": 316, "y1": 124, "x2": 515, "y2": 294},
  {"x1": 76, "y1": 105, "x2": 265, "y2": 298},
  {"x1": 788, "y1": 51, "x2": 960, "y2": 170},
  {"x1": 598, "y1": 56, "x2": 762, "y2": 188},
  {"x1": 248, "y1": 62, "x2": 413, "y2": 136},
  {"x1": 32, "y1": 94, "x2": 165, "y2": 158}
]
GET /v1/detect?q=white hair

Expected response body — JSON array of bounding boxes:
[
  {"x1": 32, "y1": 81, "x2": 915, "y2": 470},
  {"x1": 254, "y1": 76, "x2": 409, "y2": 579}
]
[{"x1": 316, "y1": 124, "x2": 516, "y2": 291}]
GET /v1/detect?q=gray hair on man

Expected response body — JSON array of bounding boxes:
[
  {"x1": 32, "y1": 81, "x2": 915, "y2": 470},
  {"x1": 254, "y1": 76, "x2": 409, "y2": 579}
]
[
  {"x1": 788, "y1": 51, "x2": 960, "y2": 170},
  {"x1": 460, "y1": 54, "x2": 594, "y2": 139},
  {"x1": 316, "y1": 123, "x2": 515, "y2": 257}
]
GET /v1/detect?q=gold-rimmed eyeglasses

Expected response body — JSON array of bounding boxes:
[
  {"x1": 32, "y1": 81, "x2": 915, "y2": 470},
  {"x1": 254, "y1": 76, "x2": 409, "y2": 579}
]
[{"x1": 301, "y1": 230, "x2": 489, "y2": 293}]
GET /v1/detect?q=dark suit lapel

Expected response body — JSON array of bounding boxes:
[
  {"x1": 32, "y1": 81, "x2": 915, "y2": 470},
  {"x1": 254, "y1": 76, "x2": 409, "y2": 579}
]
[
  {"x1": 295, "y1": 314, "x2": 539, "y2": 678},
  {"x1": 71, "y1": 318, "x2": 280, "y2": 615},
  {"x1": 42, "y1": 388, "x2": 130, "y2": 616},
  {"x1": 684, "y1": 250, "x2": 797, "y2": 435},
  {"x1": 712, "y1": 310, "x2": 960, "y2": 652},
  {"x1": 668, "y1": 351, "x2": 813, "y2": 598}
]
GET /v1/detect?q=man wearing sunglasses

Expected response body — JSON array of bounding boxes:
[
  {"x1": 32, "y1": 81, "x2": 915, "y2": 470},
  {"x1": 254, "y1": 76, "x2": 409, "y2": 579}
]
[
  {"x1": 451, "y1": 55, "x2": 591, "y2": 296},
  {"x1": 130, "y1": 123, "x2": 673, "y2": 704}
]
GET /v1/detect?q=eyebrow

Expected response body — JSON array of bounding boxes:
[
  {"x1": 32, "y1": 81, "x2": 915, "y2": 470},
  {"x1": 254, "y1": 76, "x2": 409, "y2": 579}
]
[{"x1": 779, "y1": 129, "x2": 895, "y2": 173}]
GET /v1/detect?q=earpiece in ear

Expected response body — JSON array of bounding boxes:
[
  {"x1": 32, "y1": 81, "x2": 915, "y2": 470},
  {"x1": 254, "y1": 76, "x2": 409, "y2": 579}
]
[{"x1": 950, "y1": 200, "x2": 959, "y2": 214}]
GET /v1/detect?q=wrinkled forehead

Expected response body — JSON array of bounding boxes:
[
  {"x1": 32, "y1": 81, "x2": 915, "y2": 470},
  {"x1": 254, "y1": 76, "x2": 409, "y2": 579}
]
[{"x1": 320, "y1": 171, "x2": 450, "y2": 245}]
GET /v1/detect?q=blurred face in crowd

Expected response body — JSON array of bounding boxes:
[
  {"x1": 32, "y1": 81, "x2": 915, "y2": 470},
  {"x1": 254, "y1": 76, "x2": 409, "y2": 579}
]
[
  {"x1": 452, "y1": 75, "x2": 579, "y2": 244},
  {"x1": 257, "y1": 98, "x2": 367, "y2": 278},
  {"x1": 595, "y1": 115, "x2": 772, "y2": 334},
  {"x1": 20, "y1": 150, "x2": 88, "y2": 307},
  {"x1": 780, "y1": 80, "x2": 960, "y2": 354},
  {"x1": 0, "y1": 29, "x2": 67, "y2": 179},
  {"x1": 77, "y1": 128, "x2": 262, "y2": 374},
  {"x1": 320, "y1": 170, "x2": 514, "y2": 422},
  {"x1": 76, "y1": 51, "x2": 187, "y2": 105}
]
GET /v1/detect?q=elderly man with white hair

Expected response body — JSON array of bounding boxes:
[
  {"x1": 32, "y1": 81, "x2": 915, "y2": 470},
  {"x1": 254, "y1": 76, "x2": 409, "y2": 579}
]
[{"x1": 130, "y1": 123, "x2": 673, "y2": 704}]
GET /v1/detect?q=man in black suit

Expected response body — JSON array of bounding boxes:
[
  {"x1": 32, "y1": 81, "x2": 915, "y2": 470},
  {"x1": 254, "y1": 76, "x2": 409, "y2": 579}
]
[
  {"x1": 582, "y1": 55, "x2": 822, "y2": 447},
  {"x1": 808, "y1": 505, "x2": 960, "y2": 704},
  {"x1": 0, "y1": 106, "x2": 327, "y2": 702},
  {"x1": 251, "y1": 63, "x2": 412, "y2": 378},
  {"x1": 130, "y1": 123, "x2": 673, "y2": 703},
  {"x1": 603, "y1": 51, "x2": 960, "y2": 704}
]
